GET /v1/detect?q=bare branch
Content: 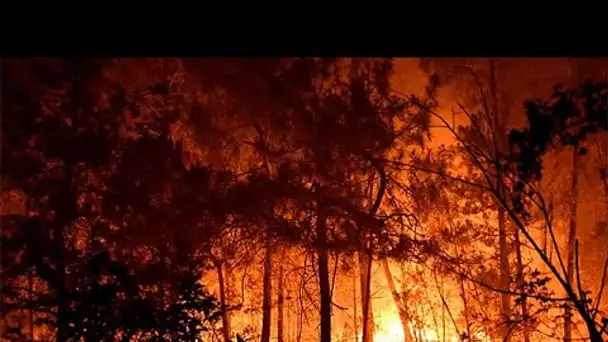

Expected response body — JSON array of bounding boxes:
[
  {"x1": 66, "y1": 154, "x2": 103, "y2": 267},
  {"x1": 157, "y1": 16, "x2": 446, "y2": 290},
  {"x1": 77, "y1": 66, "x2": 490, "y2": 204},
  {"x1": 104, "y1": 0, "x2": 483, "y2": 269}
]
[
  {"x1": 575, "y1": 240, "x2": 588, "y2": 313},
  {"x1": 432, "y1": 269, "x2": 462, "y2": 339},
  {"x1": 593, "y1": 251, "x2": 608, "y2": 320}
]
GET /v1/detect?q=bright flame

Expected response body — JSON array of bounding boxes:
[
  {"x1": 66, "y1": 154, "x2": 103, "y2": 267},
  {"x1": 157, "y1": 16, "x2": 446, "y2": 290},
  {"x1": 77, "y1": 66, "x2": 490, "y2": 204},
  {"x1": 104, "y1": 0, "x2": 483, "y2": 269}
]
[
  {"x1": 373, "y1": 320, "x2": 404, "y2": 342},
  {"x1": 372, "y1": 312, "x2": 467, "y2": 342},
  {"x1": 417, "y1": 328, "x2": 439, "y2": 341},
  {"x1": 373, "y1": 322, "x2": 456, "y2": 342}
]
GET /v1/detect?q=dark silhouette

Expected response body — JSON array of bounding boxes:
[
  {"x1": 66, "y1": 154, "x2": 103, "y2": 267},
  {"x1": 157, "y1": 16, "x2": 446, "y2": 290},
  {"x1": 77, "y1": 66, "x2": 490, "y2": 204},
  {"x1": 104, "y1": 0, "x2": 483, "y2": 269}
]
[{"x1": 2, "y1": 58, "x2": 607, "y2": 342}]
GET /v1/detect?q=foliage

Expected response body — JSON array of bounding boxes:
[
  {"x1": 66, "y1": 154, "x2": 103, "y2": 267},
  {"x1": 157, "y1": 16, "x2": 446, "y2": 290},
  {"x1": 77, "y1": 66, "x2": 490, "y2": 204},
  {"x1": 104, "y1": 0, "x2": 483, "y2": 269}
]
[
  {"x1": 1, "y1": 59, "x2": 224, "y2": 341},
  {"x1": 3, "y1": 57, "x2": 607, "y2": 341},
  {"x1": 508, "y1": 81, "x2": 608, "y2": 214}
]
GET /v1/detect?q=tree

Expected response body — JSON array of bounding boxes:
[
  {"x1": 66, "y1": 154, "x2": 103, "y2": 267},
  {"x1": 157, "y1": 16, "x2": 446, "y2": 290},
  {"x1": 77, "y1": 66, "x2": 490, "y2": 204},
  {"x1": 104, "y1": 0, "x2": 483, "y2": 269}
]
[
  {"x1": 409, "y1": 77, "x2": 608, "y2": 341},
  {"x1": 1, "y1": 58, "x2": 132, "y2": 341},
  {"x1": 265, "y1": 58, "x2": 429, "y2": 342},
  {"x1": 1, "y1": 58, "x2": 226, "y2": 341},
  {"x1": 509, "y1": 80, "x2": 607, "y2": 341},
  {"x1": 180, "y1": 58, "x2": 291, "y2": 342},
  {"x1": 418, "y1": 58, "x2": 518, "y2": 339},
  {"x1": 180, "y1": 57, "x2": 432, "y2": 341}
]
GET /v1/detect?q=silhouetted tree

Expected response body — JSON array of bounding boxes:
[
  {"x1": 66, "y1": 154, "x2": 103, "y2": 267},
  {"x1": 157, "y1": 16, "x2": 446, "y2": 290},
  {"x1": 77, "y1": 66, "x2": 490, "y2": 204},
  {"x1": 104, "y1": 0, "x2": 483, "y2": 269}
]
[
  {"x1": 1, "y1": 58, "x2": 131, "y2": 341},
  {"x1": 410, "y1": 75, "x2": 607, "y2": 341},
  {"x1": 508, "y1": 80, "x2": 607, "y2": 342},
  {"x1": 1, "y1": 58, "x2": 225, "y2": 341}
]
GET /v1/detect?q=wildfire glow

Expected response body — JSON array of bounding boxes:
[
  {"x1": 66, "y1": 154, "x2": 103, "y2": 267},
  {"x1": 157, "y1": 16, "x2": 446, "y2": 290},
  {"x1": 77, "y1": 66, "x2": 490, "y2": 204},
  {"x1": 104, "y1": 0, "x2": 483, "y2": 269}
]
[
  {"x1": 4, "y1": 58, "x2": 607, "y2": 342},
  {"x1": 373, "y1": 320, "x2": 404, "y2": 342},
  {"x1": 373, "y1": 321, "x2": 457, "y2": 342},
  {"x1": 372, "y1": 313, "x2": 451, "y2": 342}
]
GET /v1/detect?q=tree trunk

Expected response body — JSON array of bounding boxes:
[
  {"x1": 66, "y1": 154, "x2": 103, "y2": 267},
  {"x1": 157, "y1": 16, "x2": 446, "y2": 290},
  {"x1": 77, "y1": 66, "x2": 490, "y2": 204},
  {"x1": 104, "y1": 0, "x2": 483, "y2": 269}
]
[
  {"x1": 217, "y1": 262, "x2": 232, "y2": 342},
  {"x1": 515, "y1": 228, "x2": 531, "y2": 342},
  {"x1": 318, "y1": 209, "x2": 332, "y2": 342},
  {"x1": 261, "y1": 244, "x2": 273, "y2": 342},
  {"x1": 260, "y1": 127, "x2": 275, "y2": 342},
  {"x1": 498, "y1": 207, "x2": 512, "y2": 338},
  {"x1": 460, "y1": 276, "x2": 471, "y2": 340},
  {"x1": 441, "y1": 278, "x2": 446, "y2": 342},
  {"x1": 359, "y1": 156, "x2": 387, "y2": 342},
  {"x1": 489, "y1": 58, "x2": 512, "y2": 341},
  {"x1": 382, "y1": 259, "x2": 414, "y2": 342},
  {"x1": 28, "y1": 269, "x2": 35, "y2": 341},
  {"x1": 287, "y1": 282, "x2": 292, "y2": 342},
  {"x1": 297, "y1": 271, "x2": 305, "y2": 342},
  {"x1": 360, "y1": 252, "x2": 374, "y2": 342},
  {"x1": 277, "y1": 252, "x2": 285, "y2": 342},
  {"x1": 54, "y1": 62, "x2": 83, "y2": 342},
  {"x1": 55, "y1": 62, "x2": 82, "y2": 341},
  {"x1": 353, "y1": 261, "x2": 359, "y2": 342},
  {"x1": 565, "y1": 148, "x2": 580, "y2": 342}
]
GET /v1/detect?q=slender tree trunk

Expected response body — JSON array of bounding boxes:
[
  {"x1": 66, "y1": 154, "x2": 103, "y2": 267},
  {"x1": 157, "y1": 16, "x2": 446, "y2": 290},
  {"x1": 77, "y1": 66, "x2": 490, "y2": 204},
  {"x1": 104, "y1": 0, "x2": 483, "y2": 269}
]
[
  {"x1": 297, "y1": 271, "x2": 305, "y2": 342},
  {"x1": 360, "y1": 176, "x2": 376, "y2": 342},
  {"x1": 441, "y1": 278, "x2": 446, "y2": 342},
  {"x1": 545, "y1": 196, "x2": 555, "y2": 273},
  {"x1": 565, "y1": 148, "x2": 580, "y2": 342},
  {"x1": 353, "y1": 261, "x2": 359, "y2": 342},
  {"x1": 459, "y1": 276, "x2": 471, "y2": 340},
  {"x1": 360, "y1": 252, "x2": 374, "y2": 342},
  {"x1": 56, "y1": 62, "x2": 82, "y2": 342},
  {"x1": 548, "y1": 212, "x2": 549, "y2": 255},
  {"x1": 217, "y1": 262, "x2": 232, "y2": 342},
  {"x1": 287, "y1": 283, "x2": 291, "y2": 342},
  {"x1": 359, "y1": 156, "x2": 387, "y2": 342},
  {"x1": 382, "y1": 259, "x2": 413, "y2": 342},
  {"x1": 318, "y1": 209, "x2": 332, "y2": 342},
  {"x1": 499, "y1": 206, "x2": 512, "y2": 336},
  {"x1": 489, "y1": 59, "x2": 512, "y2": 341},
  {"x1": 515, "y1": 228, "x2": 531, "y2": 342},
  {"x1": 28, "y1": 269, "x2": 35, "y2": 341},
  {"x1": 261, "y1": 243, "x2": 273, "y2": 342},
  {"x1": 277, "y1": 250, "x2": 285, "y2": 342},
  {"x1": 226, "y1": 266, "x2": 234, "y2": 329},
  {"x1": 430, "y1": 303, "x2": 440, "y2": 342},
  {"x1": 261, "y1": 144, "x2": 275, "y2": 342}
]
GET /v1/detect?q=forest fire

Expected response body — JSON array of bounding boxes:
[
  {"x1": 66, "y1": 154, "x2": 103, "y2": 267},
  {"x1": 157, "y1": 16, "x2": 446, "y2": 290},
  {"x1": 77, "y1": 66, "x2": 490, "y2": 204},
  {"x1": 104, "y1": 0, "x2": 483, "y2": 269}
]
[{"x1": 1, "y1": 58, "x2": 607, "y2": 342}]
